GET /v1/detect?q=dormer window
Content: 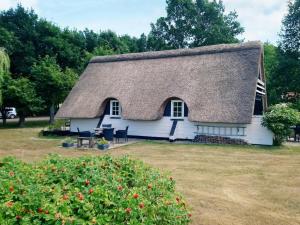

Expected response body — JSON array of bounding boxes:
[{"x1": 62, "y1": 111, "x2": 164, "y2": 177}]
[
  {"x1": 110, "y1": 100, "x2": 121, "y2": 118},
  {"x1": 171, "y1": 100, "x2": 184, "y2": 119}
]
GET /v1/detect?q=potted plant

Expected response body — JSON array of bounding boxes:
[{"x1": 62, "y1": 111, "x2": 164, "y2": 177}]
[
  {"x1": 62, "y1": 138, "x2": 75, "y2": 148},
  {"x1": 97, "y1": 138, "x2": 109, "y2": 150}
]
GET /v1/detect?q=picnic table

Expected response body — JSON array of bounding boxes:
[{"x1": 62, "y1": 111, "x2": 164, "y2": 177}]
[{"x1": 77, "y1": 136, "x2": 95, "y2": 148}]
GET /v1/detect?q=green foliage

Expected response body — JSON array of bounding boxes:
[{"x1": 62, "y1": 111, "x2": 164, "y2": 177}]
[
  {"x1": 263, "y1": 43, "x2": 281, "y2": 104},
  {"x1": 31, "y1": 56, "x2": 78, "y2": 107},
  {"x1": 0, "y1": 48, "x2": 10, "y2": 105},
  {"x1": 0, "y1": 155, "x2": 191, "y2": 224},
  {"x1": 62, "y1": 137, "x2": 75, "y2": 144},
  {"x1": 97, "y1": 137, "x2": 109, "y2": 145},
  {"x1": 291, "y1": 99, "x2": 300, "y2": 111},
  {"x1": 262, "y1": 104, "x2": 300, "y2": 145},
  {"x1": 2, "y1": 75, "x2": 44, "y2": 118},
  {"x1": 148, "y1": 0, "x2": 244, "y2": 50},
  {"x1": 280, "y1": 0, "x2": 300, "y2": 55},
  {"x1": 48, "y1": 119, "x2": 66, "y2": 131}
]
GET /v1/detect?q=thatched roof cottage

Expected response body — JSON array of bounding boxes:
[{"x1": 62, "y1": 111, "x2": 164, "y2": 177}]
[{"x1": 56, "y1": 41, "x2": 273, "y2": 145}]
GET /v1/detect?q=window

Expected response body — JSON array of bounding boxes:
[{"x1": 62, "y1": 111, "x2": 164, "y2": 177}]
[
  {"x1": 110, "y1": 100, "x2": 121, "y2": 117},
  {"x1": 171, "y1": 100, "x2": 184, "y2": 119}
]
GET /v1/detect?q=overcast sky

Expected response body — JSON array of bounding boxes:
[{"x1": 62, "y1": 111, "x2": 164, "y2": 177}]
[{"x1": 0, "y1": 0, "x2": 289, "y2": 44}]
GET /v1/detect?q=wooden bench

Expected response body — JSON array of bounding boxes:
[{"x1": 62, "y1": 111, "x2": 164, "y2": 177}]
[{"x1": 77, "y1": 137, "x2": 95, "y2": 148}]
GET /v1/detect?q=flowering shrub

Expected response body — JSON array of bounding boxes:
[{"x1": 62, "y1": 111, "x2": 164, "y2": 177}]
[
  {"x1": 0, "y1": 155, "x2": 191, "y2": 224},
  {"x1": 262, "y1": 104, "x2": 300, "y2": 145}
]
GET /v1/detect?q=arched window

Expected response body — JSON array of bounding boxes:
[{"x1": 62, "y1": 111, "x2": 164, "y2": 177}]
[
  {"x1": 162, "y1": 98, "x2": 188, "y2": 119},
  {"x1": 171, "y1": 100, "x2": 184, "y2": 119},
  {"x1": 110, "y1": 100, "x2": 121, "y2": 118}
]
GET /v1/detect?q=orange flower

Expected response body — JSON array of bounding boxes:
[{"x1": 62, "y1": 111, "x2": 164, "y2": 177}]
[
  {"x1": 62, "y1": 194, "x2": 69, "y2": 200},
  {"x1": 133, "y1": 193, "x2": 139, "y2": 199},
  {"x1": 9, "y1": 186, "x2": 14, "y2": 192}
]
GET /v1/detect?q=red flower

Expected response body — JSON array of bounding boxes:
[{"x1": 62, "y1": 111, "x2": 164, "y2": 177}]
[
  {"x1": 63, "y1": 194, "x2": 69, "y2": 200},
  {"x1": 117, "y1": 186, "x2": 123, "y2": 191},
  {"x1": 176, "y1": 197, "x2": 180, "y2": 202},
  {"x1": 9, "y1": 171, "x2": 14, "y2": 177},
  {"x1": 125, "y1": 208, "x2": 132, "y2": 214},
  {"x1": 139, "y1": 202, "x2": 145, "y2": 209},
  {"x1": 188, "y1": 213, "x2": 192, "y2": 218},
  {"x1": 45, "y1": 210, "x2": 49, "y2": 214},
  {"x1": 89, "y1": 189, "x2": 94, "y2": 194},
  {"x1": 9, "y1": 186, "x2": 14, "y2": 192},
  {"x1": 16, "y1": 215, "x2": 22, "y2": 220},
  {"x1": 77, "y1": 193, "x2": 84, "y2": 201},
  {"x1": 147, "y1": 184, "x2": 152, "y2": 189},
  {"x1": 85, "y1": 179, "x2": 90, "y2": 186},
  {"x1": 133, "y1": 193, "x2": 139, "y2": 199},
  {"x1": 37, "y1": 208, "x2": 43, "y2": 213}
]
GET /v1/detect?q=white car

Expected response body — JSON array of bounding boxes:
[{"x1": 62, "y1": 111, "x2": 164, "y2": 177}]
[{"x1": 0, "y1": 107, "x2": 17, "y2": 119}]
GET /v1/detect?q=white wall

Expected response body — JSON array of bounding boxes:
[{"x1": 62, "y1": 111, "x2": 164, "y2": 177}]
[
  {"x1": 70, "y1": 116, "x2": 273, "y2": 145},
  {"x1": 244, "y1": 116, "x2": 274, "y2": 145}
]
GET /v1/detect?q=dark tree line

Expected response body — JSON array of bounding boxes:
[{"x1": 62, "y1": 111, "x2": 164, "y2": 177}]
[{"x1": 264, "y1": 0, "x2": 300, "y2": 109}]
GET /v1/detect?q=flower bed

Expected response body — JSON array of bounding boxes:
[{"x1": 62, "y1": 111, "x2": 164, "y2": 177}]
[{"x1": 0, "y1": 155, "x2": 191, "y2": 224}]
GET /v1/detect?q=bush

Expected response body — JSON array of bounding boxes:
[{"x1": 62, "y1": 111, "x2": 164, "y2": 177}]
[
  {"x1": 62, "y1": 137, "x2": 75, "y2": 144},
  {"x1": 97, "y1": 138, "x2": 109, "y2": 145},
  {"x1": 262, "y1": 104, "x2": 300, "y2": 145},
  {"x1": 47, "y1": 119, "x2": 67, "y2": 131},
  {"x1": 0, "y1": 155, "x2": 191, "y2": 224}
]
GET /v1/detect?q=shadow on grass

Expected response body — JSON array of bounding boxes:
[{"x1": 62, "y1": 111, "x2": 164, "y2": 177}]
[
  {"x1": 137, "y1": 140, "x2": 299, "y2": 153},
  {"x1": 0, "y1": 120, "x2": 49, "y2": 129}
]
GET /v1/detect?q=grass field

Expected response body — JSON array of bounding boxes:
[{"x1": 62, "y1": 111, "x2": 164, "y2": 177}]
[{"x1": 0, "y1": 121, "x2": 300, "y2": 225}]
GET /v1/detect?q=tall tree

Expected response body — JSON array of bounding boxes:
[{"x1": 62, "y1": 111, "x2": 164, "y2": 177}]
[
  {"x1": 263, "y1": 43, "x2": 281, "y2": 105},
  {"x1": 277, "y1": 0, "x2": 300, "y2": 104},
  {"x1": 280, "y1": 0, "x2": 300, "y2": 55},
  {"x1": 2, "y1": 75, "x2": 44, "y2": 126},
  {"x1": 31, "y1": 56, "x2": 78, "y2": 124},
  {"x1": 148, "y1": 0, "x2": 244, "y2": 50}
]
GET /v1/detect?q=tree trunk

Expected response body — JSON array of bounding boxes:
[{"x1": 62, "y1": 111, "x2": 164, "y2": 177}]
[
  {"x1": 49, "y1": 104, "x2": 55, "y2": 125},
  {"x1": 1, "y1": 108, "x2": 7, "y2": 125},
  {"x1": 2, "y1": 116, "x2": 6, "y2": 126},
  {"x1": 18, "y1": 115, "x2": 25, "y2": 127}
]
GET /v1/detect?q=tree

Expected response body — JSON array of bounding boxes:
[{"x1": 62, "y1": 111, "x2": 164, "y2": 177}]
[
  {"x1": 2, "y1": 75, "x2": 44, "y2": 126},
  {"x1": 0, "y1": 48, "x2": 10, "y2": 105},
  {"x1": 280, "y1": 0, "x2": 300, "y2": 55},
  {"x1": 148, "y1": 0, "x2": 244, "y2": 50},
  {"x1": 262, "y1": 104, "x2": 300, "y2": 145},
  {"x1": 272, "y1": 0, "x2": 300, "y2": 107},
  {"x1": 263, "y1": 43, "x2": 281, "y2": 105},
  {"x1": 31, "y1": 56, "x2": 78, "y2": 124}
]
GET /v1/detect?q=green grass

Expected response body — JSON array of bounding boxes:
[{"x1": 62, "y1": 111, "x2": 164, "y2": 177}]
[{"x1": 0, "y1": 124, "x2": 300, "y2": 225}]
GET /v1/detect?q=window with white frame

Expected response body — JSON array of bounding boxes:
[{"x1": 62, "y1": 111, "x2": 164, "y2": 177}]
[
  {"x1": 110, "y1": 100, "x2": 121, "y2": 117},
  {"x1": 171, "y1": 100, "x2": 184, "y2": 119}
]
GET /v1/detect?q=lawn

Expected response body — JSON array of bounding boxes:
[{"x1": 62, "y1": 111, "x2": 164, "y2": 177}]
[{"x1": 0, "y1": 123, "x2": 300, "y2": 225}]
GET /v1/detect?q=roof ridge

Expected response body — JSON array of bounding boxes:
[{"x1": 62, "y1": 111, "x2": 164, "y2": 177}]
[{"x1": 90, "y1": 41, "x2": 262, "y2": 64}]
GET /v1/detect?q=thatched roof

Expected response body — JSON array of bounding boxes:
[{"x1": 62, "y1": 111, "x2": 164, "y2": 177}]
[{"x1": 56, "y1": 41, "x2": 264, "y2": 124}]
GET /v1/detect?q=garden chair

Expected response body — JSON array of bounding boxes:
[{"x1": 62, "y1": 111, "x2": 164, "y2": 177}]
[
  {"x1": 115, "y1": 126, "x2": 129, "y2": 143},
  {"x1": 103, "y1": 128, "x2": 114, "y2": 141}
]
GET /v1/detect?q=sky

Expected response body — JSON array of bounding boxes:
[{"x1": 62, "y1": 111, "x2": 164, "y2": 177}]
[{"x1": 0, "y1": 0, "x2": 289, "y2": 44}]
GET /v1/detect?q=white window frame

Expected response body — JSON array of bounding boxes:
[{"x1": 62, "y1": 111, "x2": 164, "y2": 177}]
[
  {"x1": 171, "y1": 100, "x2": 184, "y2": 119},
  {"x1": 110, "y1": 100, "x2": 121, "y2": 118}
]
